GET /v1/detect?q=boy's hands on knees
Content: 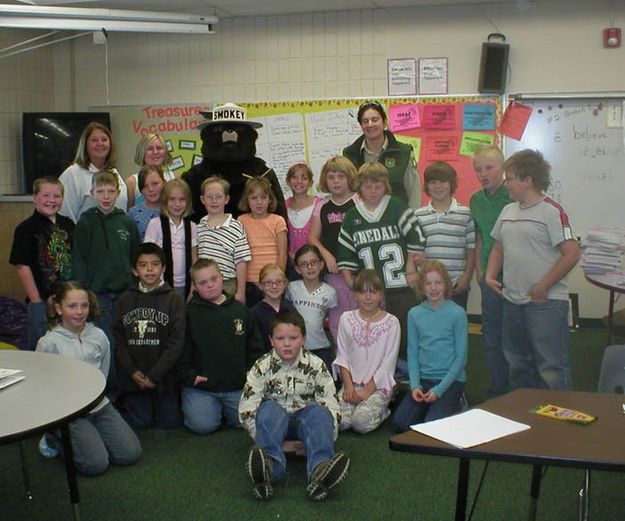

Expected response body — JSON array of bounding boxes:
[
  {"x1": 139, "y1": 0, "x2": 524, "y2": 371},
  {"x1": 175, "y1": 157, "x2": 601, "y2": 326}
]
[
  {"x1": 132, "y1": 370, "x2": 152, "y2": 390},
  {"x1": 193, "y1": 375, "x2": 208, "y2": 386}
]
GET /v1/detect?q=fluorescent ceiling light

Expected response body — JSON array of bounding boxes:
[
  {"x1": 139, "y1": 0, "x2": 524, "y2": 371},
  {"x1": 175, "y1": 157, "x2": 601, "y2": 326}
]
[{"x1": 0, "y1": 4, "x2": 217, "y2": 34}]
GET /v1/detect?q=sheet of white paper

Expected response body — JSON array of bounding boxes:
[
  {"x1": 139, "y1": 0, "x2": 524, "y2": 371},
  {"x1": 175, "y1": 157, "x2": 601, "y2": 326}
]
[
  {"x1": 0, "y1": 374, "x2": 25, "y2": 390},
  {"x1": 411, "y1": 408, "x2": 531, "y2": 449},
  {"x1": 255, "y1": 113, "x2": 307, "y2": 197}
]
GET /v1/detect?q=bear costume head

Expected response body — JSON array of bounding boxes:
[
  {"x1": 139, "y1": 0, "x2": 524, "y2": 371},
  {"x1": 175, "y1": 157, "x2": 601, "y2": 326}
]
[{"x1": 182, "y1": 103, "x2": 285, "y2": 223}]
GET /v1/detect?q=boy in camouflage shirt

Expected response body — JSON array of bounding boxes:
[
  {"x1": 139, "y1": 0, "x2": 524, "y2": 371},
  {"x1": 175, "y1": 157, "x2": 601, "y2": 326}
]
[{"x1": 238, "y1": 309, "x2": 349, "y2": 502}]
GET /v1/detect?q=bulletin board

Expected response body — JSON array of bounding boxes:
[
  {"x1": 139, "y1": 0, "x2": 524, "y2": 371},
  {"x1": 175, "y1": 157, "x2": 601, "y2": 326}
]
[
  {"x1": 504, "y1": 95, "x2": 625, "y2": 238},
  {"x1": 97, "y1": 95, "x2": 502, "y2": 206}
]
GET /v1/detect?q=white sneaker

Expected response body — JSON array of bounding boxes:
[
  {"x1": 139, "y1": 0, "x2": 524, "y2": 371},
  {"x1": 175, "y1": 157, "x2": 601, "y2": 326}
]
[{"x1": 38, "y1": 435, "x2": 58, "y2": 458}]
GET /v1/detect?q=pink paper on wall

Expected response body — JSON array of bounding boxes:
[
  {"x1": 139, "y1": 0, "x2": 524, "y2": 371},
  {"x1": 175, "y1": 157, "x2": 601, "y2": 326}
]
[
  {"x1": 426, "y1": 135, "x2": 459, "y2": 161},
  {"x1": 499, "y1": 102, "x2": 532, "y2": 140},
  {"x1": 423, "y1": 104, "x2": 456, "y2": 129},
  {"x1": 389, "y1": 104, "x2": 421, "y2": 132}
]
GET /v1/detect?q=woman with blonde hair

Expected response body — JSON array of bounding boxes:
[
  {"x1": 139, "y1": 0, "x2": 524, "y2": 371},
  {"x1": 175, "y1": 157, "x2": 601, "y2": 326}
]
[{"x1": 126, "y1": 132, "x2": 175, "y2": 208}]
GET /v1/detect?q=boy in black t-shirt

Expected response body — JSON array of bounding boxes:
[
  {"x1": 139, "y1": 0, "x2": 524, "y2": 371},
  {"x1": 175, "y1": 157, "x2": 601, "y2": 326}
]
[{"x1": 10, "y1": 176, "x2": 74, "y2": 350}]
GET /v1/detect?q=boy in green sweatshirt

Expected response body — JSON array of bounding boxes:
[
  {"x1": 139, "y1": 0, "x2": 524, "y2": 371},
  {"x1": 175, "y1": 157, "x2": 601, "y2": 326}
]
[
  {"x1": 72, "y1": 169, "x2": 139, "y2": 399},
  {"x1": 178, "y1": 258, "x2": 264, "y2": 434}
]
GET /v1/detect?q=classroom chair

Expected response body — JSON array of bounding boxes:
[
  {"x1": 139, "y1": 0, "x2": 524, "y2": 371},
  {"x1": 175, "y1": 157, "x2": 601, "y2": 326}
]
[
  {"x1": 597, "y1": 344, "x2": 625, "y2": 394},
  {"x1": 578, "y1": 344, "x2": 625, "y2": 521}
]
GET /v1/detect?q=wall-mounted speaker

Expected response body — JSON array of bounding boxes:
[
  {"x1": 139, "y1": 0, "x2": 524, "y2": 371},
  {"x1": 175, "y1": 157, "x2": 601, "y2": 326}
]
[{"x1": 478, "y1": 41, "x2": 509, "y2": 94}]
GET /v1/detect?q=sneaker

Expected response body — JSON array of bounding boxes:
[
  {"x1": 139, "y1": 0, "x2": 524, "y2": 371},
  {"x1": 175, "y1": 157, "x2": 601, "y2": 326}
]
[
  {"x1": 38, "y1": 434, "x2": 58, "y2": 458},
  {"x1": 246, "y1": 445, "x2": 273, "y2": 500},
  {"x1": 306, "y1": 451, "x2": 350, "y2": 501}
]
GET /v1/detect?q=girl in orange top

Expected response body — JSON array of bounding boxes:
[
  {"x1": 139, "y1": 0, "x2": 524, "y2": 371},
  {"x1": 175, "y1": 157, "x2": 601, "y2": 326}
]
[{"x1": 237, "y1": 177, "x2": 288, "y2": 307}]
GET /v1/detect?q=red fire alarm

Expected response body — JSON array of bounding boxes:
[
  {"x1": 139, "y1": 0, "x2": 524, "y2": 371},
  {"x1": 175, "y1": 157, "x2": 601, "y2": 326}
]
[{"x1": 604, "y1": 27, "x2": 621, "y2": 48}]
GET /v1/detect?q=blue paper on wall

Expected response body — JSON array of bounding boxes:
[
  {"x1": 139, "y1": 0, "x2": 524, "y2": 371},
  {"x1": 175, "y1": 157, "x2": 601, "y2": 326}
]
[{"x1": 463, "y1": 104, "x2": 496, "y2": 131}]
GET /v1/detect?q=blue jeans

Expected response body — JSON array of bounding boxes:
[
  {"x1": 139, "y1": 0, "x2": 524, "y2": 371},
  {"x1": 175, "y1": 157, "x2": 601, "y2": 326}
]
[
  {"x1": 502, "y1": 299, "x2": 572, "y2": 391},
  {"x1": 391, "y1": 380, "x2": 465, "y2": 433},
  {"x1": 124, "y1": 386, "x2": 182, "y2": 429},
  {"x1": 49, "y1": 403, "x2": 141, "y2": 476},
  {"x1": 27, "y1": 301, "x2": 48, "y2": 351},
  {"x1": 395, "y1": 358, "x2": 409, "y2": 382},
  {"x1": 95, "y1": 292, "x2": 120, "y2": 401},
  {"x1": 480, "y1": 280, "x2": 509, "y2": 397},
  {"x1": 255, "y1": 400, "x2": 335, "y2": 481},
  {"x1": 181, "y1": 386, "x2": 242, "y2": 434}
]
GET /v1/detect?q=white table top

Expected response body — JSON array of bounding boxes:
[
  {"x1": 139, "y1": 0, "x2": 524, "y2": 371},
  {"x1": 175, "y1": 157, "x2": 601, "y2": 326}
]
[{"x1": 0, "y1": 350, "x2": 106, "y2": 443}]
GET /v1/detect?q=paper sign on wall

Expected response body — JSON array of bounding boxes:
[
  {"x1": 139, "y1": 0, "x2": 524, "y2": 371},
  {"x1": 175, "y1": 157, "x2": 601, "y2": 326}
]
[
  {"x1": 500, "y1": 102, "x2": 532, "y2": 140},
  {"x1": 418, "y1": 57, "x2": 448, "y2": 95},
  {"x1": 463, "y1": 104, "x2": 496, "y2": 130},
  {"x1": 396, "y1": 135, "x2": 422, "y2": 162},
  {"x1": 460, "y1": 132, "x2": 495, "y2": 156},
  {"x1": 387, "y1": 58, "x2": 417, "y2": 96},
  {"x1": 389, "y1": 104, "x2": 421, "y2": 132},
  {"x1": 426, "y1": 135, "x2": 459, "y2": 161},
  {"x1": 423, "y1": 104, "x2": 456, "y2": 130}
]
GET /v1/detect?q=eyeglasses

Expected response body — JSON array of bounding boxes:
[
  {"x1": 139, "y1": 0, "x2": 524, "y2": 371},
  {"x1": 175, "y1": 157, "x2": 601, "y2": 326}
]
[
  {"x1": 262, "y1": 279, "x2": 285, "y2": 287},
  {"x1": 298, "y1": 260, "x2": 320, "y2": 269}
]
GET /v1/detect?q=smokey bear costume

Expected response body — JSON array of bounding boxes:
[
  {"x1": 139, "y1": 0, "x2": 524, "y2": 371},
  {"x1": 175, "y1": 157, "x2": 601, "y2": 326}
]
[{"x1": 182, "y1": 103, "x2": 286, "y2": 223}]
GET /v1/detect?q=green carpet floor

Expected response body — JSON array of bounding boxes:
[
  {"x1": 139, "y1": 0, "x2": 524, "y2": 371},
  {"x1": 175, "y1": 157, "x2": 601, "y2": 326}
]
[{"x1": 2, "y1": 327, "x2": 623, "y2": 521}]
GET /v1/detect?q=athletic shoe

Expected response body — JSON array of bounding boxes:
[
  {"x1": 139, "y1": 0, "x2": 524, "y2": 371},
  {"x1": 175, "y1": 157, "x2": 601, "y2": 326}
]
[
  {"x1": 306, "y1": 451, "x2": 350, "y2": 501},
  {"x1": 246, "y1": 445, "x2": 273, "y2": 500},
  {"x1": 38, "y1": 434, "x2": 58, "y2": 458}
]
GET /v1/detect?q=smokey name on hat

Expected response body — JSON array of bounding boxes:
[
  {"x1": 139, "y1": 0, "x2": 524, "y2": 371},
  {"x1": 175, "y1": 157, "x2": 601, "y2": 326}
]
[{"x1": 198, "y1": 102, "x2": 263, "y2": 130}]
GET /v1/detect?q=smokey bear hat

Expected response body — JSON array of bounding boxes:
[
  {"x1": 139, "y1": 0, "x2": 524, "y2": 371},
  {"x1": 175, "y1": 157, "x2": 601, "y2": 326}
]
[{"x1": 198, "y1": 103, "x2": 263, "y2": 130}]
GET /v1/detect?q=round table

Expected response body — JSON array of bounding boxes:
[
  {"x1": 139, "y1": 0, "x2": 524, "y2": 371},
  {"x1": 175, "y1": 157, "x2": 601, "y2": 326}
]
[{"x1": 0, "y1": 350, "x2": 106, "y2": 519}]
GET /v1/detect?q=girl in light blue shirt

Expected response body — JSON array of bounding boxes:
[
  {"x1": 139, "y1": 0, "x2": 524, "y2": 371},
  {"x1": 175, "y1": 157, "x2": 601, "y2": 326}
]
[{"x1": 391, "y1": 260, "x2": 468, "y2": 432}]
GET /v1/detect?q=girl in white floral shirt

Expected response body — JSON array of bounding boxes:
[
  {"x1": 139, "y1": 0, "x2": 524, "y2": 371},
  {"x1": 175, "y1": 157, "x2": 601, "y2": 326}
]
[{"x1": 332, "y1": 269, "x2": 400, "y2": 433}]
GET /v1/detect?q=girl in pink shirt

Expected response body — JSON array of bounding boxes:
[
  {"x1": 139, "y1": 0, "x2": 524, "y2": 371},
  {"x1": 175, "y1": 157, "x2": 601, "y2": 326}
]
[
  {"x1": 237, "y1": 177, "x2": 288, "y2": 307},
  {"x1": 284, "y1": 162, "x2": 321, "y2": 280},
  {"x1": 333, "y1": 269, "x2": 400, "y2": 434}
]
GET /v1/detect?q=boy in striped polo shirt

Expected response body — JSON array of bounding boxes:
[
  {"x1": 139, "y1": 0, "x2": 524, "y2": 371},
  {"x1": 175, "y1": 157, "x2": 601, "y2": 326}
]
[
  {"x1": 412, "y1": 161, "x2": 475, "y2": 309},
  {"x1": 197, "y1": 176, "x2": 251, "y2": 303}
]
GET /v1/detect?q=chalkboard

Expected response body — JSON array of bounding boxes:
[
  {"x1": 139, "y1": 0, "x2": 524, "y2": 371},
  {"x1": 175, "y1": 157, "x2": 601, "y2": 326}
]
[
  {"x1": 504, "y1": 97, "x2": 625, "y2": 238},
  {"x1": 98, "y1": 95, "x2": 501, "y2": 206}
]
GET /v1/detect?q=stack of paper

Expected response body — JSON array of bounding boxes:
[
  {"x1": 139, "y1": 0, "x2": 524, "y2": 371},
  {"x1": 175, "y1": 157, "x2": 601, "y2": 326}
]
[
  {"x1": 411, "y1": 409, "x2": 531, "y2": 448},
  {"x1": 0, "y1": 368, "x2": 25, "y2": 390},
  {"x1": 580, "y1": 225, "x2": 625, "y2": 275}
]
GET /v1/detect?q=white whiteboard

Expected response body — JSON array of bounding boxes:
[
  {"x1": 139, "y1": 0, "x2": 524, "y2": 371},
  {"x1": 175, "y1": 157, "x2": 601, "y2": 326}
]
[{"x1": 505, "y1": 98, "x2": 625, "y2": 238}]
